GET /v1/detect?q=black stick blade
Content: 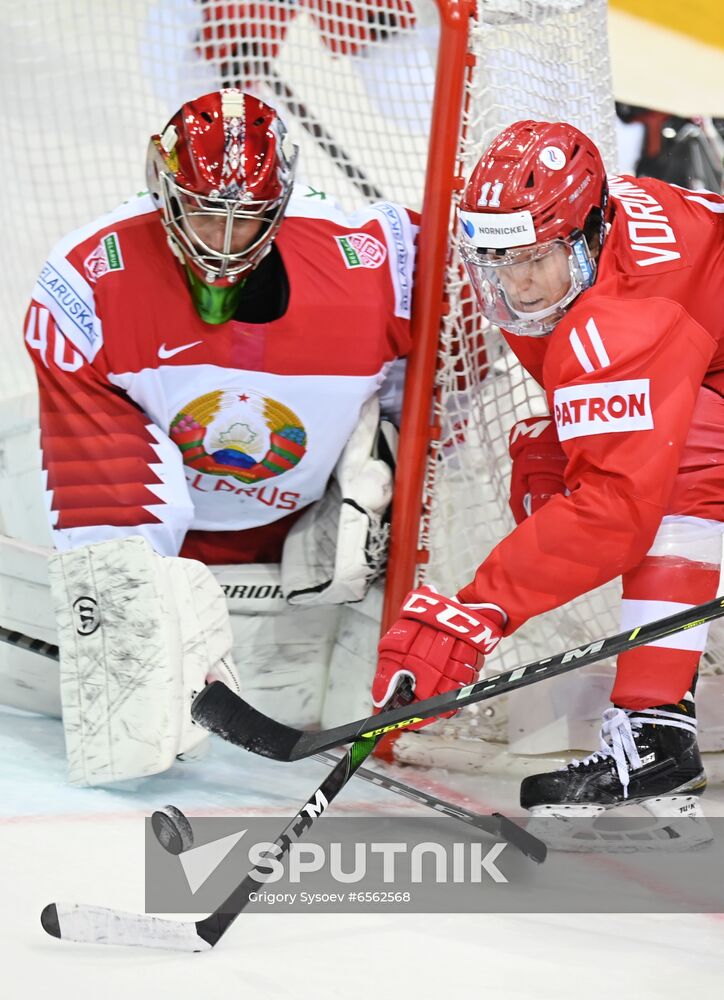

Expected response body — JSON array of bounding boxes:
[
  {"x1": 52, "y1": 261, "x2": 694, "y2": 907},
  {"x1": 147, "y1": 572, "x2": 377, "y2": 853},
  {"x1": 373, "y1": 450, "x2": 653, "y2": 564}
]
[
  {"x1": 192, "y1": 682, "x2": 304, "y2": 760},
  {"x1": 41, "y1": 903, "x2": 61, "y2": 938},
  {"x1": 492, "y1": 813, "x2": 547, "y2": 864}
]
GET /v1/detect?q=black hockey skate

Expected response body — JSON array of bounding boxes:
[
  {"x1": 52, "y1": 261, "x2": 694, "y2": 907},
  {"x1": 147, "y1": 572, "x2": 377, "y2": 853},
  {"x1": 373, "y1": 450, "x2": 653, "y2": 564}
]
[{"x1": 520, "y1": 696, "x2": 707, "y2": 819}]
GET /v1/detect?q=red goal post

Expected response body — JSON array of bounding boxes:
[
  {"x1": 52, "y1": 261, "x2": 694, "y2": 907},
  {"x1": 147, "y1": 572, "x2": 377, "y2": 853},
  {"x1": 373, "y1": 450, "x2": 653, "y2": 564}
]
[{"x1": 381, "y1": 0, "x2": 475, "y2": 632}]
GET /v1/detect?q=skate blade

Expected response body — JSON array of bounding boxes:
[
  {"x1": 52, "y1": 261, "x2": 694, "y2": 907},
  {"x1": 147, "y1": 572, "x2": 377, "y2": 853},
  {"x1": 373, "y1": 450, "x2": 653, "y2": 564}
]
[
  {"x1": 642, "y1": 794, "x2": 705, "y2": 819},
  {"x1": 527, "y1": 797, "x2": 713, "y2": 853}
]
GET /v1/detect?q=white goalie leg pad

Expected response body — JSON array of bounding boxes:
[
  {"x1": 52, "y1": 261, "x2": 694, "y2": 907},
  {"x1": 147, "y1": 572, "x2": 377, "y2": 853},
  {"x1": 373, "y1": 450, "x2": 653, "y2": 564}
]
[
  {"x1": 49, "y1": 536, "x2": 239, "y2": 786},
  {"x1": 281, "y1": 395, "x2": 397, "y2": 606},
  {"x1": 211, "y1": 563, "x2": 286, "y2": 613},
  {"x1": 211, "y1": 563, "x2": 340, "y2": 727},
  {"x1": 0, "y1": 534, "x2": 61, "y2": 716}
]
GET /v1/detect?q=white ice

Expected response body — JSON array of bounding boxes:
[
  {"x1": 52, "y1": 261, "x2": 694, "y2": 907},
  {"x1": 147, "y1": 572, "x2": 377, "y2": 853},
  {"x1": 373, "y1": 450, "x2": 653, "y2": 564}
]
[{"x1": 2, "y1": 707, "x2": 724, "y2": 1000}]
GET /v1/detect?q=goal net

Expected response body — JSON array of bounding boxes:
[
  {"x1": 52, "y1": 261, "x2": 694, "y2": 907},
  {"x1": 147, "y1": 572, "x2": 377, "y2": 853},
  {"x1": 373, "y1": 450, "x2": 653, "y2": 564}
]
[{"x1": 6, "y1": 1, "x2": 689, "y2": 765}]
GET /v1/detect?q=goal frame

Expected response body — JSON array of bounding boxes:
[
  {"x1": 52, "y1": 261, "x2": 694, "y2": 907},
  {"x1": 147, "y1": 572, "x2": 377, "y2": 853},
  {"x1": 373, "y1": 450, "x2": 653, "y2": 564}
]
[{"x1": 382, "y1": 0, "x2": 475, "y2": 632}]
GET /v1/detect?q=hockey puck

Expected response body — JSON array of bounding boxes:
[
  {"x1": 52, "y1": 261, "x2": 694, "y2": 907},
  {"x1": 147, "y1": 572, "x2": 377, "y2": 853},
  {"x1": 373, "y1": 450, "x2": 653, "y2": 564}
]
[{"x1": 151, "y1": 805, "x2": 194, "y2": 855}]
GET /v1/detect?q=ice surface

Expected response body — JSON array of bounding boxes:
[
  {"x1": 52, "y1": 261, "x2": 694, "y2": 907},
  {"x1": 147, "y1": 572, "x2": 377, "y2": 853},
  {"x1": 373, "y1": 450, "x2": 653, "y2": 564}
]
[{"x1": 2, "y1": 707, "x2": 724, "y2": 999}]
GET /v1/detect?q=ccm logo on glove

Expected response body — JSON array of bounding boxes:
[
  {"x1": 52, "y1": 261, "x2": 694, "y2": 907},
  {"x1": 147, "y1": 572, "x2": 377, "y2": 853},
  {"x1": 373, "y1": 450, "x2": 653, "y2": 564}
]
[
  {"x1": 372, "y1": 586, "x2": 507, "y2": 718},
  {"x1": 401, "y1": 590, "x2": 503, "y2": 653}
]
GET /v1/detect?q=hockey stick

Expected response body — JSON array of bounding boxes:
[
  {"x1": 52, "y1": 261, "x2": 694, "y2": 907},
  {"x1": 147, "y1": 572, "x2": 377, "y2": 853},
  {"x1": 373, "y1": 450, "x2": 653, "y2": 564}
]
[
  {"x1": 313, "y1": 750, "x2": 546, "y2": 863},
  {"x1": 0, "y1": 623, "x2": 539, "y2": 857},
  {"x1": 42, "y1": 727, "x2": 541, "y2": 951},
  {"x1": 265, "y1": 68, "x2": 386, "y2": 202},
  {"x1": 41, "y1": 736, "x2": 378, "y2": 950},
  {"x1": 191, "y1": 595, "x2": 724, "y2": 762},
  {"x1": 195, "y1": 0, "x2": 386, "y2": 201},
  {"x1": 151, "y1": 756, "x2": 547, "y2": 864},
  {"x1": 0, "y1": 624, "x2": 58, "y2": 661},
  {"x1": 43, "y1": 686, "x2": 459, "y2": 952}
]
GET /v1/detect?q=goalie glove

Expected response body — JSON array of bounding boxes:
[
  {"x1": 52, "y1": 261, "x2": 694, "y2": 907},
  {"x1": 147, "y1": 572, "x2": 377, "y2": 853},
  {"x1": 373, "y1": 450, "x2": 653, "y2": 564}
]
[
  {"x1": 508, "y1": 416, "x2": 568, "y2": 524},
  {"x1": 281, "y1": 394, "x2": 397, "y2": 606},
  {"x1": 372, "y1": 586, "x2": 506, "y2": 727}
]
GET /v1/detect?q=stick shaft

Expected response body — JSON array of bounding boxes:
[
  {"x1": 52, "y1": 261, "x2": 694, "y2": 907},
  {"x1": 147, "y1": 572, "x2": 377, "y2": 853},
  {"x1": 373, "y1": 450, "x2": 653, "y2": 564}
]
[
  {"x1": 192, "y1": 594, "x2": 724, "y2": 760},
  {"x1": 196, "y1": 736, "x2": 377, "y2": 946}
]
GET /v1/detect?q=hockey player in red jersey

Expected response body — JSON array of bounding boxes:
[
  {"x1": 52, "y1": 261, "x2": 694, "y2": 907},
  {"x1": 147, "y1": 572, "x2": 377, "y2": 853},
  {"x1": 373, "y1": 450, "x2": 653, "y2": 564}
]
[
  {"x1": 373, "y1": 119, "x2": 724, "y2": 818},
  {"x1": 24, "y1": 88, "x2": 416, "y2": 785}
]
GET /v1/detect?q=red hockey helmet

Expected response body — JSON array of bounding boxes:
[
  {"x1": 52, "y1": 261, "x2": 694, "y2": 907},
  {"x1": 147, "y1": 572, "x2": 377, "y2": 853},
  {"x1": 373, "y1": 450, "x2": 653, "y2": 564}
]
[
  {"x1": 147, "y1": 89, "x2": 297, "y2": 290},
  {"x1": 459, "y1": 120, "x2": 609, "y2": 336}
]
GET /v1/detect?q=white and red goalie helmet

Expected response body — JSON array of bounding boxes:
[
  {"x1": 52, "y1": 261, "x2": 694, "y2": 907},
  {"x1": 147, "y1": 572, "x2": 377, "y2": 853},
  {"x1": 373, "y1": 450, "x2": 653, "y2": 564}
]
[
  {"x1": 146, "y1": 88, "x2": 298, "y2": 286},
  {"x1": 459, "y1": 120, "x2": 610, "y2": 336}
]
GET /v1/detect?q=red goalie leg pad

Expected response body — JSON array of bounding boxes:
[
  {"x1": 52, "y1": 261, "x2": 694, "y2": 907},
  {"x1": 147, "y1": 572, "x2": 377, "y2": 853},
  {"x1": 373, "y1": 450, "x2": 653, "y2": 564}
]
[{"x1": 612, "y1": 553, "x2": 720, "y2": 709}]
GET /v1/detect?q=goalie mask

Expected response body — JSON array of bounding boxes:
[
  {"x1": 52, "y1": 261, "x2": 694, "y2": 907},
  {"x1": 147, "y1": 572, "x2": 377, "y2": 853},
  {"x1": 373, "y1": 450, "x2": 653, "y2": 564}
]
[
  {"x1": 147, "y1": 89, "x2": 298, "y2": 323},
  {"x1": 459, "y1": 120, "x2": 610, "y2": 336}
]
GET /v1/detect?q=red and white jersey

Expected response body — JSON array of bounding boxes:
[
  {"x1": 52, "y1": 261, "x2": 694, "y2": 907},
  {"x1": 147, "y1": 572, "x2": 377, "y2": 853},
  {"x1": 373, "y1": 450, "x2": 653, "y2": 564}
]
[
  {"x1": 25, "y1": 187, "x2": 416, "y2": 558},
  {"x1": 459, "y1": 176, "x2": 724, "y2": 631}
]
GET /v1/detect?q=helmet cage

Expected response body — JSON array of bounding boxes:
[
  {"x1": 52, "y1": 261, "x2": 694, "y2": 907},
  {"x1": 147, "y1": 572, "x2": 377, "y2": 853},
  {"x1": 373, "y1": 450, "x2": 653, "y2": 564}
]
[
  {"x1": 460, "y1": 232, "x2": 597, "y2": 337},
  {"x1": 156, "y1": 143, "x2": 298, "y2": 284}
]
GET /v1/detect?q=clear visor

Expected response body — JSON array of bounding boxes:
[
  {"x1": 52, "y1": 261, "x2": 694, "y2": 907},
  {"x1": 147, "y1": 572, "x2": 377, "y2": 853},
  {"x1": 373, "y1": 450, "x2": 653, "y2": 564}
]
[
  {"x1": 460, "y1": 237, "x2": 593, "y2": 337},
  {"x1": 159, "y1": 146, "x2": 298, "y2": 284}
]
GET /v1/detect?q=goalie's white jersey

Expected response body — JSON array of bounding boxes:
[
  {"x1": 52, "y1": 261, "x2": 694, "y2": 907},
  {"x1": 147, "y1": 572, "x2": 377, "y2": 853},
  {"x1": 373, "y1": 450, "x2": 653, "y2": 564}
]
[{"x1": 23, "y1": 189, "x2": 416, "y2": 563}]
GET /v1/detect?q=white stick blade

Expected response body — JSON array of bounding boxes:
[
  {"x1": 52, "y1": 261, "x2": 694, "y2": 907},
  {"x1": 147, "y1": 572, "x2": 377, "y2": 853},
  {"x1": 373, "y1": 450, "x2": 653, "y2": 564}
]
[{"x1": 41, "y1": 902, "x2": 211, "y2": 952}]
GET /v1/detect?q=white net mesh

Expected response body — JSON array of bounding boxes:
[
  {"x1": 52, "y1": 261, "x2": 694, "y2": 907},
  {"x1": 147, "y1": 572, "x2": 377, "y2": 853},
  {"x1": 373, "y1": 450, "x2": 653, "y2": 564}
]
[
  {"x1": 1, "y1": 0, "x2": 441, "y2": 405},
  {"x1": 407, "y1": 0, "x2": 621, "y2": 750}
]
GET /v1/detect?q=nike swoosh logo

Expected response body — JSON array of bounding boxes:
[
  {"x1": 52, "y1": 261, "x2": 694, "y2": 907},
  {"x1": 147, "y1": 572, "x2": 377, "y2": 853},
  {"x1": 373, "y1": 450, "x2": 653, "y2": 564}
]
[{"x1": 158, "y1": 340, "x2": 203, "y2": 359}]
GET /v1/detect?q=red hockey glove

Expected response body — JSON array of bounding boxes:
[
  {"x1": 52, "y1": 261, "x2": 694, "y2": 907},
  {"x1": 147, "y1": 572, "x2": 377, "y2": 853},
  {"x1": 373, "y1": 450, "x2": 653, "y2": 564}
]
[
  {"x1": 508, "y1": 417, "x2": 568, "y2": 525},
  {"x1": 372, "y1": 587, "x2": 506, "y2": 727}
]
